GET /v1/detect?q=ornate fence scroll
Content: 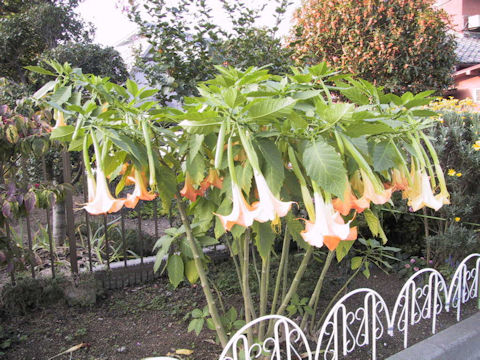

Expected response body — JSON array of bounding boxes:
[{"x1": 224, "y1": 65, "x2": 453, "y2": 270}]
[
  {"x1": 215, "y1": 253, "x2": 480, "y2": 360},
  {"x1": 219, "y1": 315, "x2": 312, "y2": 360},
  {"x1": 388, "y1": 268, "x2": 448, "y2": 348},
  {"x1": 315, "y1": 289, "x2": 390, "y2": 360},
  {"x1": 447, "y1": 253, "x2": 480, "y2": 321}
]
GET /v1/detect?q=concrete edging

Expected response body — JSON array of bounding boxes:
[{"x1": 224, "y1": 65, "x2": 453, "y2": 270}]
[{"x1": 387, "y1": 312, "x2": 480, "y2": 360}]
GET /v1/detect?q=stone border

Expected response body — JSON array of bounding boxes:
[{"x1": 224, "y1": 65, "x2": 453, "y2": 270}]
[{"x1": 387, "y1": 312, "x2": 480, "y2": 360}]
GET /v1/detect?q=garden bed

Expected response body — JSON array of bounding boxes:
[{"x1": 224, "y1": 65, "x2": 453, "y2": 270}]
[{"x1": 2, "y1": 259, "x2": 478, "y2": 360}]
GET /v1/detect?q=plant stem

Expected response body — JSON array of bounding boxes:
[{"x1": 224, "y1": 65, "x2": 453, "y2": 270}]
[
  {"x1": 241, "y1": 229, "x2": 254, "y2": 343},
  {"x1": 251, "y1": 242, "x2": 261, "y2": 287},
  {"x1": 258, "y1": 251, "x2": 270, "y2": 341},
  {"x1": 176, "y1": 193, "x2": 228, "y2": 347},
  {"x1": 316, "y1": 261, "x2": 363, "y2": 330},
  {"x1": 301, "y1": 250, "x2": 334, "y2": 332},
  {"x1": 271, "y1": 227, "x2": 290, "y2": 315},
  {"x1": 423, "y1": 207, "x2": 431, "y2": 264},
  {"x1": 276, "y1": 246, "x2": 313, "y2": 315}
]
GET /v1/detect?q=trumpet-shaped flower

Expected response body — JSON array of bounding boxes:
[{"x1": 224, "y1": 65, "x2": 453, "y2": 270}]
[
  {"x1": 53, "y1": 110, "x2": 66, "y2": 129},
  {"x1": 390, "y1": 168, "x2": 409, "y2": 192},
  {"x1": 408, "y1": 171, "x2": 443, "y2": 211},
  {"x1": 124, "y1": 170, "x2": 157, "y2": 208},
  {"x1": 301, "y1": 193, "x2": 357, "y2": 251},
  {"x1": 332, "y1": 181, "x2": 369, "y2": 216},
  {"x1": 86, "y1": 173, "x2": 96, "y2": 203},
  {"x1": 180, "y1": 173, "x2": 201, "y2": 202},
  {"x1": 251, "y1": 171, "x2": 293, "y2": 223},
  {"x1": 357, "y1": 169, "x2": 392, "y2": 206},
  {"x1": 200, "y1": 169, "x2": 223, "y2": 192},
  {"x1": 216, "y1": 183, "x2": 258, "y2": 231},
  {"x1": 83, "y1": 168, "x2": 125, "y2": 215}
]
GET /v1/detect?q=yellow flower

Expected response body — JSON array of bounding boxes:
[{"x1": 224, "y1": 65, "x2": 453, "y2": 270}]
[
  {"x1": 447, "y1": 169, "x2": 456, "y2": 176},
  {"x1": 473, "y1": 141, "x2": 480, "y2": 151},
  {"x1": 455, "y1": 217, "x2": 461, "y2": 222},
  {"x1": 456, "y1": 172, "x2": 462, "y2": 177}
]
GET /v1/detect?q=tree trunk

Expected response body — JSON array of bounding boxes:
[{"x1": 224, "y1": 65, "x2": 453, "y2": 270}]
[
  {"x1": 52, "y1": 199, "x2": 66, "y2": 246},
  {"x1": 62, "y1": 150, "x2": 78, "y2": 274}
]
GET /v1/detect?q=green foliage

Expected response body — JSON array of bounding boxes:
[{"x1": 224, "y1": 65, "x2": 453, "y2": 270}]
[
  {"x1": 412, "y1": 105, "x2": 479, "y2": 263},
  {"x1": 126, "y1": 0, "x2": 293, "y2": 104},
  {"x1": 286, "y1": 293, "x2": 313, "y2": 317},
  {"x1": 152, "y1": 223, "x2": 217, "y2": 287},
  {"x1": 0, "y1": 0, "x2": 92, "y2": 83},
  {"x1": 290, "y1": 0, "x2": 456, "y2": 94},
  {"x1": 38, "y1": 43, "x2": 128, "y2": 84},
  {"x1": 352, "y1": 238, "x2": 401, "y2": 278}
]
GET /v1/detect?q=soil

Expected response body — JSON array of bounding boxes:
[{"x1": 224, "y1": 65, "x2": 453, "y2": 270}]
[
  {"x1": 1, "y1": 261, "x2": 478, "y2": 360},
  {"x1": 1, "y1": 196, "x2": 479, "y2": 359}
]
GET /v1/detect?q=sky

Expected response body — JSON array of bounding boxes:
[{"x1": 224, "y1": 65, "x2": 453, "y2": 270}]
[{"x1": 76, "y1": 0, "x2": 301, "y2": 48}]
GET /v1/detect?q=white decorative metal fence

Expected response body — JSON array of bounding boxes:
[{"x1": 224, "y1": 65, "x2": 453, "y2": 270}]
[{"x1": 210, "y1": 253, "x2": 480, "y2": 360}]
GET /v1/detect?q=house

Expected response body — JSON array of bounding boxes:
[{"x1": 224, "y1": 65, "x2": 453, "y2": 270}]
[{"x1": 437, "y1": 0, "x2": 480, "y2": 101}]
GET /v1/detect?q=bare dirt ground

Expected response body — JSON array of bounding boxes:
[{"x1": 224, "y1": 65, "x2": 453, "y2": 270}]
[
  {"x1": 1, "y1": 195, "x2": 478, "y2": 359},
  {"x1": 1, "y1": 262, "x2": 478, "y2": 360}
]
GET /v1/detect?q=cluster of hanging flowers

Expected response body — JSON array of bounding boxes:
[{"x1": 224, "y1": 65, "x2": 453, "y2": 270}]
[
  {"x1": 182, "y1": 130, "x2": 450, "y2": 252},
  {"x1": 83, "y1": 164, "x2": 157, "y2": 215}
]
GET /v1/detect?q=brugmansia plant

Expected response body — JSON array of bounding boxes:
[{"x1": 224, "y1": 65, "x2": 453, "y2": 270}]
[{"x1": 31, "y1": 61, "x2": 449, "y2": 346}]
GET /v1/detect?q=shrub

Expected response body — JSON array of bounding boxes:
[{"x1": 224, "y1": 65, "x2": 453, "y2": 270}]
[{"x1": 289, "y1": 0, "x2": 456, "y2": 94}]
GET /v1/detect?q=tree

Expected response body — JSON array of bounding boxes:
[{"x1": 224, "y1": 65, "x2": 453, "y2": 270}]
[
  {"x1": 125, "y1": 0, "x2": 293, "y2": 104},
  {"x1": 39, "y1": 43, "x2": 128, "y2": 84},
  {"x1": 289, "y1": 0, "x2": 456, "y2": 94},
  {"x1": 0, "y1": 0, "x2": 92, "y2": 83}
]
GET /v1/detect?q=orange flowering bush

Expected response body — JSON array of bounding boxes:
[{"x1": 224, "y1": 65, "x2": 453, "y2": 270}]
[
  {"x1": 289, "y1": 0, "x2": 456, "y2": 94},
  {"x1": 32, "y1": 61, "x2": 450, "y2": 345}
]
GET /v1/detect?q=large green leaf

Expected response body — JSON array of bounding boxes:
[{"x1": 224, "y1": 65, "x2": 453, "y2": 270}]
[
  {"x1": 185, "y1": 260, "x2": 199, "y2": 284},
  {"x1": 167, "y1": 254, "x2": 184, "y2": 288},
  {"x1": 50, "y1": 86, "x2": 72, "y2": 106},
  {"x1": 245, "y1": 98, "x2": 296, "y2": 122},
  {"x1": 50, "y1": 125, "x2": 75, "y2": 142},
  {"x1": 186, "y1": 153, "x2": 205, "y2": 184},
  {"x1": 363, "y1": 209, "x2": 388, "y2": 244},
  {"x1": 336, "y1": 240, "x2": 355, "y2": 262},
  {"x1": 155, "y1": 164, "x2": 178, "y2": 211},
  {"x1": 257, "y1": 139, "x2": 284, "y2": 194},
  {"x1": 236, "y1": 164, "x2": 253, "y2": 194},
  {"x1": 24, "y1": 65, "x2": 55, "y2": 76},
  {"x1": 345, "y1": 122, "x2": 394, "y2": 137},
  {"x1": 302, "y1": 139, "x2": 347, "y2": 198},
  {"x1": 189, "y1": 134, "x2": 204, "y2": 160},
  {"x1": 316, "y1": 103, "x2": 354, "y2": 124},
  {"x1": 372, "y1": 141, "x2": 397, "y2": 172},
  {"x1": 253, "y1": 222, "x2": 275, "y2": 260},
  {"x1": 153, "y1": 235, "x2": 174, "y2": 272},
  {"x1": 286, "y1": 213, "x2": 308, "y2": 250}
]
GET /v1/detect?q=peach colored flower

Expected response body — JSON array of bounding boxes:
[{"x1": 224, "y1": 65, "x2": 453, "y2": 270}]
[
  {"x1": 53, "y1": 110, "x2": 66, "y2": 129},
  {"x1": 83, "y1": 168, "x2": 125, "y2": 215},
  {"x1": 124, "y1": 169, "x2": 157, "y2": 209},
  {"x1": 408, "y1": 171, "x2": 443, "y2": 211},
  {"x1": 200, "y1": 169, "x2": 223, "y2": 192},
  {"x1": 332, "y1": 181, "x2": 369, "y2": 216},
  {"x1": 357, "y1": 169, "x2": 392, "y2": 206},
  {"x1": 390, "y1": 168, "x2": 409, "y2": 192},
  {"x1": 180, "y1": 173, "x2": 201, "y2": 202},
  {"x1": 216, "y1": 183, "x2": 258, "y2": 231},
  {"x1": 301, "y1": 193, "x2": 357, "y2": 251},
  {"x1": 251, "y1": 171, "x2": 293, "y2": 223},
  {"x1": 86, "y1": 173, "x2": 96, "y2": 203}
]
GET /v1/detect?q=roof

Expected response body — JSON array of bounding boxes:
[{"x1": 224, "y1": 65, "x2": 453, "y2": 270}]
[
  {"x1": 456, "y1": 36, "x2": 480, "y2": 65},
  {"x1": 453, "y1": 63, "x2": 480, "y2": 78}
]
